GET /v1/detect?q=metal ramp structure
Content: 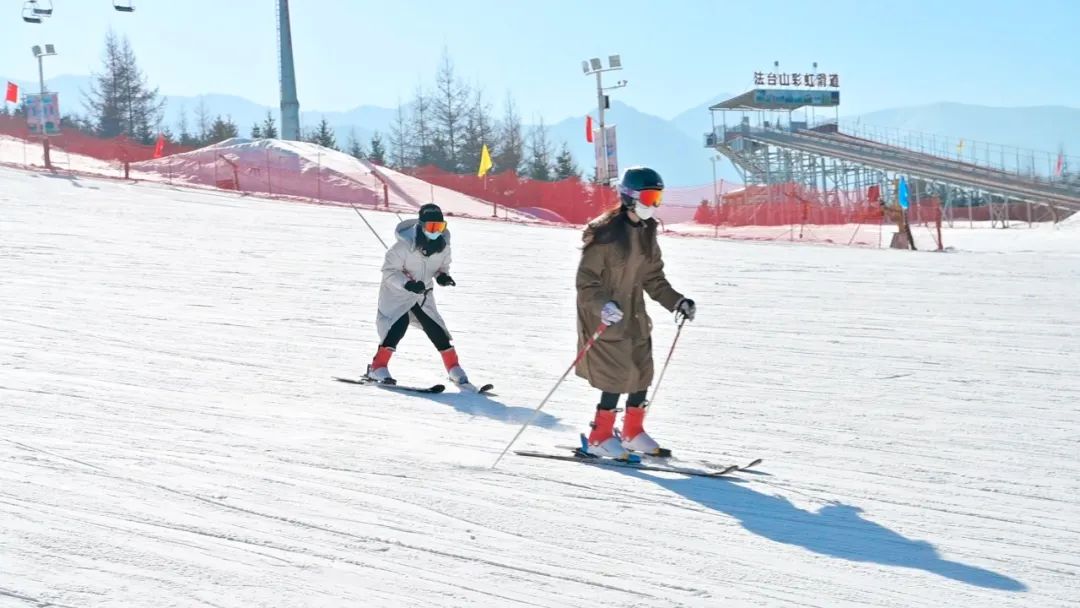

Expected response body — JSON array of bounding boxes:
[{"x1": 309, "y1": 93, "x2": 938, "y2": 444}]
[{"x1": 706, "y1": 89, "x2": 1080, "y2": 226}]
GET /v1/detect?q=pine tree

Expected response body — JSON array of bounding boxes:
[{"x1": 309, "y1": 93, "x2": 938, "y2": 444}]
[
  {"x1": 411, "y1": 85, "x2": 436, "y2": 167},
  {"x1": 526, "y1": 117, "x2": 553, "y2": 181},
  {"x1": 494, "y1": 93, "x2": 524, "y2": 175},
  {"x1": 432, "y1": 48, "x2": 471, "y2": 172},
  {"x1": 176, "y1": 104, "x2": 197, "y2": 146},
  {"x1": 261, "y1": 111, "x2": 278, "y2": 139},
  {"x1": 461, "y1": 89, "x2": 496, "y2": 177},
  {"x1": 308, "y1": 117, "x2": 338, "y2": 150},
  {"x1": 206, "y1": 115, "x2": 239, "y2": 144},
  {"x1": 369, "y1": 132, "x2": 387, "y2": 165},
  {"x1": 553, "y1": 142, "x2": 580, "y2": 180},
  {"x1": 388, "y1": 98, "x2": 411, "y2": 170},
  {"x1": 194, "y1": 98, "x2": 211, "y2": 144},
  {"x1": 85, "y1": 31, "x2": 165, "y2": 143},
  {"x1": 250, "y1": 123, "x2": 263, "y2": 139},
  {"x1": 347, "y1": 129, "x2": 366, "y2": 160}
]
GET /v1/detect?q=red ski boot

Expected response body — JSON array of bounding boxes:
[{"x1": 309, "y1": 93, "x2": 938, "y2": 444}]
[
  {"x1": 621, "y1": 406, "x2": 663, "y2": 456},
  {"x1": 586, "y1": 409, "x2": 630, "y2": 459},
  {"x1": 366, "y1": 346, "x2": 395, "y2": 384}
]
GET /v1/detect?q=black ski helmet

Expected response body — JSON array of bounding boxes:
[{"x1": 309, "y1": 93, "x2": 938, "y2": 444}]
[
  {"x1": 618, "y1": 166, "x2": 664, "y2": 207},
  {"x1": 418, "y1": 203, "x2": 444, "y2": 224}
]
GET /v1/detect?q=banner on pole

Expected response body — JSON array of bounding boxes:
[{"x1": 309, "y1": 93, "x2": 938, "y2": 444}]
[
  {"x1": 593, "y1": 125, "x2": 618, "y2": 182},
  {"x1": 25, "y1": 92, "x2": 61, "y2": 136}
]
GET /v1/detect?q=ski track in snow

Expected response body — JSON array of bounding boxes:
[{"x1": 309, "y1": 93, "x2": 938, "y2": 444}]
[{"x1": 1, "y1": 165, "x2": 1079, "y2": 607}]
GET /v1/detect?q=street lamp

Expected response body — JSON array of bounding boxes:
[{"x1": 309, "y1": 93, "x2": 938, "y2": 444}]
[
  {"x1": 31, "y1": 43, "x2": 56, "y2": 170},
  {"x1": 710, "y1": 154, "x2": 724, "y2": 237},
  {"x1": 582, "y1": 54, "x2": 626, "y2": 184}
]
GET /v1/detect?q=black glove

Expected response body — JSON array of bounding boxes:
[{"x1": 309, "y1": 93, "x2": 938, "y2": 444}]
[
  {"x1": 675, "y1": 298, "x2": 696, "y2": 322},
  {"x1": 436, "y1": 272, "x2": 456, "y2": 287},
  {"x1": 404, "y1": 279, "x2": 426, "y2": 294}
]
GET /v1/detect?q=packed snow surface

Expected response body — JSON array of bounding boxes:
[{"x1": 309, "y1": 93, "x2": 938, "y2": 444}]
[{"x1": 2, "y1": 166, "x2": 1078, "y2": 607}]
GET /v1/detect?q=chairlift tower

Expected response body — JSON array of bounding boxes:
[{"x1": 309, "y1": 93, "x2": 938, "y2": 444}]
[{"x1": 276, "y1": 0, "x2": 300, "y2": 141}]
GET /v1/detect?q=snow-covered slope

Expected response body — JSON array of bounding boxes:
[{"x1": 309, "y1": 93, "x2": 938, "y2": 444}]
[
  {"x1": 2, "y1": 165, "x2": 1078, "y2": 607},
  {"x1": 133, "y1": 138, "x2": 535, "y2": 221},
  {"x1": 0, "y1": 134, "x2": 124, "y2": 176}
]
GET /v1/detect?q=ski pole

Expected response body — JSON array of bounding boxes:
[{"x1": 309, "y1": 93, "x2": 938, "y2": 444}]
[
  {"x1": 491, "y1": 323, "x2": 608, "y2": 469},
  {"x1": 647, "y1": 317, "x2": 686, "y2": 410},
  {"x1": 347, "y1": 199, "x2": 389, "y2": 250}
]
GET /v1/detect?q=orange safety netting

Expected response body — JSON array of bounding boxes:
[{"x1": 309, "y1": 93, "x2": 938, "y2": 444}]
[
  {"x1": 692, "y1": 183, "x2": 941, "y2": 226},
  {"x1": 408, "y1": 165, "x2": 610, "y2": 224},
  {"x1": 0, "y1": 115, "x2": 191, "y2": 163}
]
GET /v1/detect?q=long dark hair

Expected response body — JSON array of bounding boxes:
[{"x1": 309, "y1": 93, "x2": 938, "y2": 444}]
[{"x1": 581, "y1": 205, "x2": 657, "y2": 257}]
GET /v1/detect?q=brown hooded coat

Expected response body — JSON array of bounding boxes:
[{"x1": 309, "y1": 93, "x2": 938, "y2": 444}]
[{"x1": 574, "y1": 215, "x2": 684, "y2": 394}]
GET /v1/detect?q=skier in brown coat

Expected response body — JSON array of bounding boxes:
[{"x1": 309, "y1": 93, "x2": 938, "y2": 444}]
[{"x1": 575, "y1": 166, "x2": 696, "y2": 459}]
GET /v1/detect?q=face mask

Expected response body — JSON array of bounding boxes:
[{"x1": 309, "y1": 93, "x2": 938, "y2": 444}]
[
  {"x1": 633, "y1": 203, "x2": 656, "y2": 220},
  {"x1": 423, "y1": 230, "x2": 443, "y2": 240}
]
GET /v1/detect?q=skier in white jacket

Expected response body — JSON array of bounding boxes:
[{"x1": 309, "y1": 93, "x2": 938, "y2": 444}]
[{"x1": 366, "y1": 203, "x2": 470, "y2": 386}]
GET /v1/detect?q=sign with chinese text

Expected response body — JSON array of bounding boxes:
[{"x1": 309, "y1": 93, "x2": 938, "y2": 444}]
[{"x1": 754, "y1": 72, "x2": 839, "y2": 88}]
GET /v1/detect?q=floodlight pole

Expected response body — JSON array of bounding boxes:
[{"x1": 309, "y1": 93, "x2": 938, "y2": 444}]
[
  {"x1": 584, "y1": 56, "x2": 625, "y2": 186},
  {"x1": 595, "y1": 71, "x2": 608, "y2": 184}
]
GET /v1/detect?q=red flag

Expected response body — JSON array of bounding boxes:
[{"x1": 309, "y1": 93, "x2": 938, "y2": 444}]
[
  {"x1": 585, "y1": 115, "x2": 594, "y2": 143},
  {"x1": 152, "y1": 132, "x2": 165, "y2": 159},
  {"x1": 1055, "y1": 152, "x2": 1065, "y2": 177},
  {"x1": 4, "y1": 82, "x2": 18, "y2": 104}
]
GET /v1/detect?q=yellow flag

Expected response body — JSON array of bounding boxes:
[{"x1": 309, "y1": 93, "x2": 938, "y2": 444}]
[
  {"x1": 478, "y1": 143, "x2": 493, "y2": 177},
  {"x1": 956, "y1": 139, "x2": 964, "y2": 153}
]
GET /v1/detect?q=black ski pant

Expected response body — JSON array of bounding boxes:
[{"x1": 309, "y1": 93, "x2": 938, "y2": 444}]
[
  {"x1": 598, "y1": 390, "x2": 648, "y2": 411},
  {"x1": 380, "y1": 304, "x2": 452, "y2": 351}
]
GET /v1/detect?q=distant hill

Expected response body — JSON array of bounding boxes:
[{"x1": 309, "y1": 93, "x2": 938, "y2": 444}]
[{"x1": 5, "y1": 74, "x2": 1076, "y2": 186}]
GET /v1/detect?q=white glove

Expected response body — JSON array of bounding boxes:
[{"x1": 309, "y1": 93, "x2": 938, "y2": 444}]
[
  {"x1": 675, "y1": 298, "x2": 696, "y2": 322},
  {"x1": 600, "y1": 301, "x2": 624, "y2": 326}
]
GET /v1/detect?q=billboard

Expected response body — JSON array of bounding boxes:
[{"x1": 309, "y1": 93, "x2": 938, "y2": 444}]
[
  {"x1": 25, "y1": 92, "x2": 61, "y2": 136},
  {"x1": 751, "y1": 89, "x2": 839, "y2": 108}
]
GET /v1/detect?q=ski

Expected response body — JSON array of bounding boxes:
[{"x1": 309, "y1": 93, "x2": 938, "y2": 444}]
[
  {"x1": 456, "y1": 382, "x2": 495, "y2": 395},
  {"x1": 332, "y1": 376, "x2": 446, "y2": 394},
  {"x1": 514, "y1": 449, "x2": 740, "y2": 478},
  {"x1": 644, "y1": 454, "x2": 763, "y2": 473},
  {"x1": 553, "y1": 441, "x2": 762, "y2": 474}
]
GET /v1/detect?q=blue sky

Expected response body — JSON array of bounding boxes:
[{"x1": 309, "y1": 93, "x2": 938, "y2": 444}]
[{"x1": 3, "y1": 0, "x2": 1078, "y2": 121}]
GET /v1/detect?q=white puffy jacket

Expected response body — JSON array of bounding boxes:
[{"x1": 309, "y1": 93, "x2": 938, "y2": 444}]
[{"x1": 375, "y1": 219, "x2": 452, "y2": 342}]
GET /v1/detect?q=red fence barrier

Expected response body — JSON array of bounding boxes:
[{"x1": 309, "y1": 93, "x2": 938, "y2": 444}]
[
  {"x1": 690, "y1": 183, "x2": 942, "y2": 227},
  {"x1": 408, "y1": 165, "x2": 609, "y2": 224}
]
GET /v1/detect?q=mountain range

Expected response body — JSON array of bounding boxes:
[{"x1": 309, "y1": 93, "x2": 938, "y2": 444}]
[{"x1": 4, "y1": 74, "x2": 1078, "y2": 186}]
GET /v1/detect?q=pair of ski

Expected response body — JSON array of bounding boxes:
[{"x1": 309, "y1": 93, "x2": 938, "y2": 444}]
[
  {"x1": 515, "y1": 434, "x2": 762, "y2": 478},
  {"x1": 334, "y1": 375, "x2": 494, "y2": 395}
]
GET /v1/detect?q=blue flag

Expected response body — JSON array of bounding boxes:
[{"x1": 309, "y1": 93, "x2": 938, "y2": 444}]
[{"x1": 897, "y1": 176, "x2": 910, "y2": 210}]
